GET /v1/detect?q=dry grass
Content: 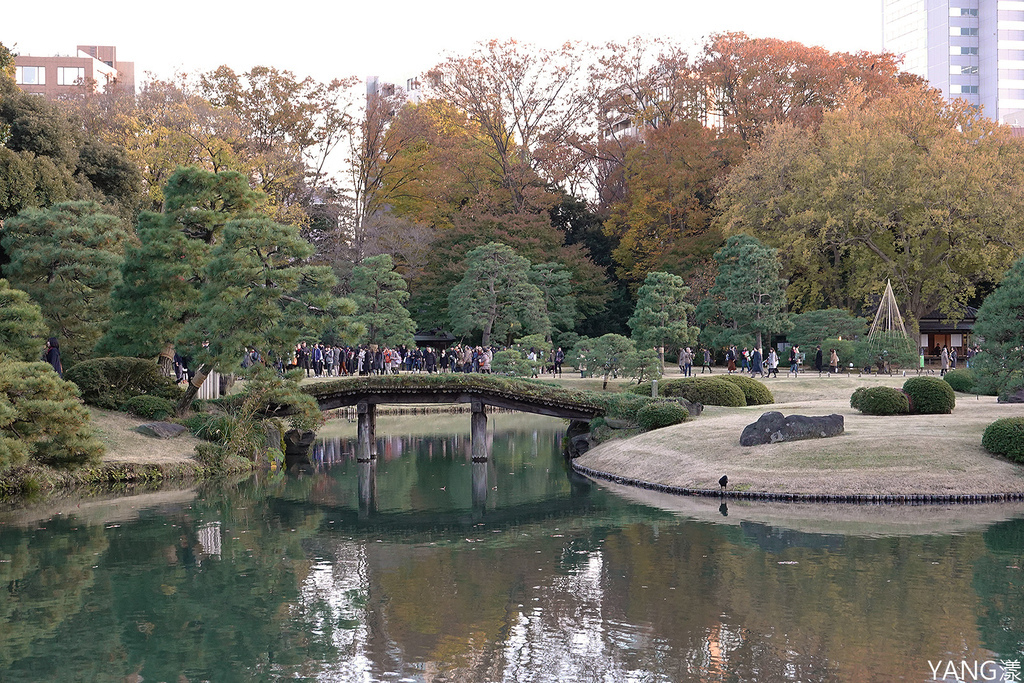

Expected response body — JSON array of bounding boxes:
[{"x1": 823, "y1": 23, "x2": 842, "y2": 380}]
[
  {"x1": 90, "y1": 407, "x2": 201, "y2": 464},
  {"x1": 577, "y1": 371, "x2": 1024, "y2": 496}
]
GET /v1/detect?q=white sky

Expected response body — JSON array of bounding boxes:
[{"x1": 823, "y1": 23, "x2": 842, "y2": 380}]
[{"x1": 4, "y1": 0, "x2": 885, "y2": 86}]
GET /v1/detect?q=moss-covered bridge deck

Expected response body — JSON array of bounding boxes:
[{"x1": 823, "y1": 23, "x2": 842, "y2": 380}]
[{"x1": 303, "y1": 375, "x2": 605, "y2": 461}]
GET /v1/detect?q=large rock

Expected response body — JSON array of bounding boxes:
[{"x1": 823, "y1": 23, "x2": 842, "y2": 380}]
[
  {"x1": 137, "y1": 422, "x2": 188, "y2": 439},
  {"x1": 680, "y1": 398, "x2": 703, "y2": 418},
  {"x1": 998, "y1": 388, "x2": 1024, "y2": 403},
  {"x1": 740, "y1": 411, "x2": 844, "y2": 447}
]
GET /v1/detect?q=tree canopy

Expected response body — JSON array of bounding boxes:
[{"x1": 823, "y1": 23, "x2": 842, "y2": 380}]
[
  {"x1": 2, "y1": 201, "x2": 129, "y2": 364},
  {"x1": 448, "y1": 242, "x2": 549, "y2": 346},
  {"x1": 627, "y1": 271, "x2": 699, "y2": 354},
  {"x1": 717, "y1": 86, "x2": 1024, "y2": 323},
  {"x1": 349, "y1": 254, "x2": 416, "y2": 348},
  {"x1": 702, "y1": 235, "x2": 790, "y2": 351},
  {"x1": 973, "y1": 256, "x2": 1024, "y2": 398}
]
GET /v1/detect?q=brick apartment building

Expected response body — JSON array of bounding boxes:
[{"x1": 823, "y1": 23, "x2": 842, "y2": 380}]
[{"x1": 13, "y1": 44, "x2": 134, "y2": 97}]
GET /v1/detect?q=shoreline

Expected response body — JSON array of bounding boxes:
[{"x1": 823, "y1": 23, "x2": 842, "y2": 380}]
[{"x1": 573, "y1": 372, "x2": 1024, "y2": 503}]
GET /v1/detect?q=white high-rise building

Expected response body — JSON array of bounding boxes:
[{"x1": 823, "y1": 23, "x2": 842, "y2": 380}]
[{"x1": 883, "y1": 0, "x2": 1024, "y2": 123}]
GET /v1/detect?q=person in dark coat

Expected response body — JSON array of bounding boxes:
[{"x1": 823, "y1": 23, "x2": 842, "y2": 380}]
[
  {"x1": 44, "y1": 337, "x2": 63, "y2": 377},
  {"x1": 814, "y1": 345, "x2": 824, "y2": 375}
]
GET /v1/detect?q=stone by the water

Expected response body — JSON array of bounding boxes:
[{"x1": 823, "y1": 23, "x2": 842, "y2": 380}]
[
  {"x1": 740, "y1": 411, "x2": 844, "y2": 447},
  {"x1": 137, "y1": 422, "x2": 188, "y2": 439}
]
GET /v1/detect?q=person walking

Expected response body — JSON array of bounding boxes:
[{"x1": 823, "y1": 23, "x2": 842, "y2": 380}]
[
  {"x1": 681, "y1": 347, "x2": 694, "y2": 377},
  {"x1": 750, "y1": 347, "x2": 764, "y2": 377},
  {"x1": 726, "y1": 346, "x2": 737, "y2": 374},
  {"x1": 940, "y1": 346, "x2": 949, "y2": 376},
  {"x1": 789, "y1": 345, "x2": 800, "y2": 376},
  {"x1": 701, "y1": 347, "x2": 713, "y2": 374},
  {"x1": 766, "y1": 348, "x2": 779, "y2": 378},
  {"x1": 814, "y1": 345, "x2": 824, "y2": 376},
  {"x1": 554, "y1": 347, "x2": 565, "y2": 377},
  {"x1": 829, "y1": 348, "x2": 839, "y2": 375}
]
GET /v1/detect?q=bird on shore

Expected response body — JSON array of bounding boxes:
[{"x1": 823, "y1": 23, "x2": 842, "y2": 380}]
[{"x1": 719, "y1": 475, "x2": 728, "y2": 491}]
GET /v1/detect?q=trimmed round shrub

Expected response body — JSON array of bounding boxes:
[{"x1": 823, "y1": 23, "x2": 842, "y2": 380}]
[
  {"x1": 65, "y1": 357, "x2": 182, "y2": 409},
  {"x1": 718, "y1": 375, "x2": 774, "y2": 405},
  {"x1": 902, "y1": 376, "x2": 956, "y2": 414},
  {"x1": 636, "y1": 402, "x2": 689, "y2": 431},
  {"x1": 982, "y1": 417, "x2": 1024, "y2": 463},
  {"x1": 630, "y1": 377, "x2": 746, "y2": 406},
  {"x1": 671, "y1": 378, "x2": 746, "y2": 407},
  {"x1": 849, "y1": 386, "x2": 909, "y2": 415},
  {"x1": 942, "y1": 368, "x2": 976, "y2": 393},
  {"x1": 123, "y1": 395, "x2": 175, "y2": 420}
]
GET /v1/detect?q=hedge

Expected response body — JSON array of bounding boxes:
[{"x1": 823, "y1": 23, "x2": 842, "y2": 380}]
[
  {"x1": 123, "y1": 395, "x2": 175, "y2": 420},
  {"x1": 718, "y1": 375, "x2": 774, "y2": 405},
  {"x1": 630, "y1": 377, "x2": 747, "y2": 407},
  {"x1": 902, "y1": 376, "x2": 956, "y2": 414},
  {"x1": 850, "y1": 386, "x2": 909, "y2": 415},
  {"x1": 982, "y1": 417, "x2": 1024, "y2": 463},
  {"x1": 65, "y1": 357, "x2": 183, "y2": 410},
  {"x1": 942, "y1": 368, "x2": 976, "y2": 393},
  {"x1": 636, "y1": 402, "x2": 689, "y2": 431}
]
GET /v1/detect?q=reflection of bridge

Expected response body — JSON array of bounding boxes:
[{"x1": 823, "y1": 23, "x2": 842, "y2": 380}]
[{"x1": 304, "y1": 376, "x2": 603, "y2": 462}]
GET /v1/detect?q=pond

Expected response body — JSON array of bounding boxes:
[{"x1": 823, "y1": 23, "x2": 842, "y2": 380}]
[{"x1": 0, "y1": 412, "x2": 1022, "y2": 682}]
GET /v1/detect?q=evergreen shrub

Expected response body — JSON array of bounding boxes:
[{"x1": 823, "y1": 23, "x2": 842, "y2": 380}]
[
  {"x1": 982, "y1": 417, "x2": 1024, "y2": 463},
  {"x1": 943, "y1": 368, "x2": 976, "y2": 393},
  {"x1": 630, "y1": 377, "x2": 746, "y2": 407},
  {"x1": 902, "y1": 376, "x2": 956, "y2": 414},
  {"x1": 123, "y1": 395, "x2": 175, "y2": 420},
  {"x1": 65, "y1": 357, "x2": 182, "y2": 409},
  {"x1": 0, "y1": 360, "x2": 103, "y2": 471},
  {"x1": 718, "y1": 375, "x2": 774, "y2": 405},
  {"x1": 849, "y1": 386, "x2": 909, "y2": 415},
  {"x1": 636, "y1": 402, "x2": 689, "y2": 431}
]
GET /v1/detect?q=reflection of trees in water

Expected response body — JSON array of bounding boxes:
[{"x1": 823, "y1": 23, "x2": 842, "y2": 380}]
[
  {"x1": 974, "y1": 517, "x2": 1024, "y2": 659},
  {"x1": 0, "y1": 522, "x2": 109, "y2": 672},
  {"x1": 0, "y1": 482, "x2": 344, "y2": 682}
]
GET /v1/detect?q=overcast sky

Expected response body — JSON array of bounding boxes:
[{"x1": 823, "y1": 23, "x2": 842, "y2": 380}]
[{"x1": 5, "y1": 1, "x2": 885, "y2": 85}]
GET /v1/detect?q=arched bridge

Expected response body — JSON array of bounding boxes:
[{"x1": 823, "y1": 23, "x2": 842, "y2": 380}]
[{"x1": 303, "y1": 375, "x2": 604, "y2": 462}]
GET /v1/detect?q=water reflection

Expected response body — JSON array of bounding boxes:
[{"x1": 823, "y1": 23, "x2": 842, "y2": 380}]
[{"x1": 0, "y1": 413, "x2": 1021, "y2": 682}]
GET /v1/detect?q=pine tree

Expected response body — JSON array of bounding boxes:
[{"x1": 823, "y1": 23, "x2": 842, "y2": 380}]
[
  {"x1": 708, "y1": 235, "x2": 791, "y2": 351},
  {"x1": 448, "y1": 243, "x2": 549, "y2": 346},
  {"x1": 349, "y1": 254, "x2": 416, "y2": 348},
  {"x1": 0, "y1": 279, "x2": 46, "y2": 361},
  {"x1": 0, "y1": 360, "x2": 103, "y2": 472},
  {"x1": 1, "y1": 201, "x2": 129, "y2": 364},
  {"x1": 627, "y1": 271, "x2": 700, "y2": 364},
  {"x1": 176, "y1": 214, "x2": 355, "y2": 412},
  {"x1": 974, "y1": 257, "x2": 1024, "y2": 397},
  {"x1": 97, "y1": 168, "x2": 264, "y2": 359}
]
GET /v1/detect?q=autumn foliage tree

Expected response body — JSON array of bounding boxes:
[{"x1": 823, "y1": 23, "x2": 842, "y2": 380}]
[{"x1": 718, "y1": 85, "x2": 1024, "y2": 323}]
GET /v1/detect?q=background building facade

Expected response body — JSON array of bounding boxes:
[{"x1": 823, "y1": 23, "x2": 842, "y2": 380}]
[
  {"x1": 13, "y1": 44, "x2": 134, "y2": 98},
  {"x1": 883, "y1": 0, "x2": 1024, "y2": 122}
]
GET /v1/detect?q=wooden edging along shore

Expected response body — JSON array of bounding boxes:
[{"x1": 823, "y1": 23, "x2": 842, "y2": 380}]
[{"x1": 570, "y1": 461, "x2": 1024, "y2": 505}]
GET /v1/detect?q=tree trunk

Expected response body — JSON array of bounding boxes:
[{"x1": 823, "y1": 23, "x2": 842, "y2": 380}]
[
  {"x1": 175, "y1": 365, "x2": 209, "y2": 416},
  {"x1": 158, "y1": 343, "x2": 175, "y2": 377}
]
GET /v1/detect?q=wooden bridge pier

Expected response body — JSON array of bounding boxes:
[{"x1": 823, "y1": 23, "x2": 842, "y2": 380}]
[
  {"x1": 356, "y1": 402, "x2": 377, "y2": 461},
  {"x1": 471, "y1": 400, "x2": 489, "y2": 462}
]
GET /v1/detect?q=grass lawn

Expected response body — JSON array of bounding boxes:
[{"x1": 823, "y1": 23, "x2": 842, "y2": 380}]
[{"x1": 574, "y1": 366, "x2": 1024, "y2": 496}]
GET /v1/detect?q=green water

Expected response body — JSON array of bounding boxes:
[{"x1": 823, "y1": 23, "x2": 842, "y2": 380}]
[{"x1": 0, "y1": 413, "x2": 1022, "y2": 682}]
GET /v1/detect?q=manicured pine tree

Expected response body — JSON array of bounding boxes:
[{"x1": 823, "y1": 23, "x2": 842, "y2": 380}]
[
  {"x1": 708, "y1": 235, "x2": 791, "y2": 351},
  {"x1": 528, "y1": 262, "x2": 577, "y2": 339},
  {"x1": 98, "y1": 167, "x2": 265, "y2": 360},
  {"x1": 0, "y1": 278, "x2": 46, "y2": 361},
  {"x1": 1, "y1": 201, "x2": 129, "y2": 364},
  {"x1": 448, "y1": 242, "x2": 549, "y2": 346},
  {"x1": 627, "y1": 271, "x2": 700, "y2": 366},
  {"x1": 176, "y1": 214, "x2": 355, "y2": 412},
  {"x1": 973, "y1": 256, "x2": 1024, "y2": 397},
  {"x1": 349, "y1": 254, "x2": 416, "y2": 348}
]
